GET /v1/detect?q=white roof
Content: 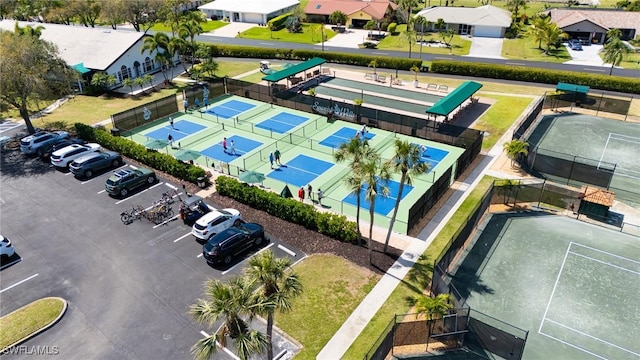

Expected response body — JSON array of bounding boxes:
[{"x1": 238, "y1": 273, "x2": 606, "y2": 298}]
[
  {"x1": 416, "y1": 5, "x2": 511, "y2": 27},
  {"x1": 199, "y1": 0, "x2": 299, "y2": 14},
  {"x1": 0, "y1": 20, "x2": 146, "y2": 71}
]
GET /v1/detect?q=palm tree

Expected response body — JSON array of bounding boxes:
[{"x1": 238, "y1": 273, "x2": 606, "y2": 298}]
[
  {"x1": 541, "y1": 23, "x2": 567, "y2": 55},
  {"x1": 122, "y1": 77, "x2": 135, "y2": 94},
  {"x1": 168, "y1": 36, "x2": 187, "y2": 76},
  {"x1": 414, "y1": 293, "x2": 454, "y2": 320},
  {"x1": 189, "y1": 276, "x2": 269, "y2": 360},
  {"x1": 179, "y1": 19, "x2": 204, "y2": 66},
  {"x1": 405, "y1": 18, "x2": 416, "y2": 58},
  {"x1": 528, "y1": 16, "x2": 550, "y2": 49},
  {"x1": 329, "y1": 10, "x2": 347, "y2": 25},
  {"x1": 141, "y1": 31, "x2": 170, "y2": 56},
  {"x1": 334, "y1": 138, "x2": 376, "y2": 244},
  {"x1": 359, "y1": 151, "x2": 390, "y2": 264},
  {"x1": 383, "y1": 140, "x2": 429, "y2": 253},
  {"x1": 503, "y1": 139, "x2": 529, "y2": 168},
  {"x1": 245, "y1": 251, "x2": 303, "y2": 360},
  {"x1": 602, "y1": 29, "x2": 630, "y2": 75},
  {"x1": 506, "y1": 0, "x2": 528, "y2": 18}
]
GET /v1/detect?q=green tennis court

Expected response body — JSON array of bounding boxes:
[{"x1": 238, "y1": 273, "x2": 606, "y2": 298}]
[
  {"x1": 452, "y1": 213, "x2": 640, "y2": 360},
  {"x1": 123, "y1": 95, "x2": 465, "y2": 234}
]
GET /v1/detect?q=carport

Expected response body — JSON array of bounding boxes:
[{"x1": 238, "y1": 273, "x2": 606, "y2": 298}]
[
  {"x1": 426, "y1": 81, "x2": 483, "y2": 122},
  {"x1": 262, "y1": 57, "x2": 326, "y2": 93},
  {"x1": 554, "y1": 82, "x2": 590, "y2": 106}
]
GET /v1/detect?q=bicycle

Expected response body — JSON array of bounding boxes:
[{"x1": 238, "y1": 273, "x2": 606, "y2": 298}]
[
  {"x1": 120, "y1": 204, "x2": 146, "y2": 224},
  {"x1": 161, "y1": 190, "x2": 179, "y2": 205}
]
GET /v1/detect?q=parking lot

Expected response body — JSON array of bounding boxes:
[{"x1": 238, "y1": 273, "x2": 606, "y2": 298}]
[{"x1": 0, "y1": 148, "x2": 304, "y2": 359}]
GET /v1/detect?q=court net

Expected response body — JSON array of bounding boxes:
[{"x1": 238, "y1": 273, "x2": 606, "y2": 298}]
[
  {"x1": 236, "y1": 103, "x2": 271, "y2": 122},
  {"x1": 180, "y1": 125, "x2": 224, "y2": 148}
]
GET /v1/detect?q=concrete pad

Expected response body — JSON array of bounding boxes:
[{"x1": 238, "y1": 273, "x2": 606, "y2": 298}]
[
  {"x1": 466, "y1": 36, "x2": 505, "y2": 59},
  {"x1": 208, "y1": 22, "x2": 257, "y2": 37},
  {"x1": 563, "y1": 44, "x2": 606, "y2": 67},
  {"x1": 320, "y1": 27, "x2": 371, "y2": 49}
]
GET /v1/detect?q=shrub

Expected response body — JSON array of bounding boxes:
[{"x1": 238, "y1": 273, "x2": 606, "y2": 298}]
[
  {"x1": 215, "y1": 176, "x2": 358, "y2": 243},
  {"x1": 74, "y1": 123, "x2": 206, "y2": 183},
  {"x1": 387, "y1": 22, "x2": 397, "y2": 34},
  {"x1": 268, "y1": 12, "x2": 291, "y2": 31}
]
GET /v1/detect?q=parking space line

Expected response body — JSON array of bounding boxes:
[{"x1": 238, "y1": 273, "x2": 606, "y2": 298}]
[
  {"x1": 277, "y1": 244, "x2": 296, "y2": 257},
  {"x1": 97, "y1": 189, "x2": 106, "y2": 194},
  {"x1": 152, "y1": 215, "x2": 178, "y2": 229},
  {"x1": 196, "y1": 253, "x2": 203, "y2": 258},
  {"x1": 130, "y1": 165, "x2": 138, "y2": 169},
  {"x1": 220, "y1": 243, "x2": 275, "y2": 275},
  {"x1": 115, "y1": 182, "x2": 164, "y2": 204},
  {"x1": 290, "y1": 255, "x2": 307, "y2": 268},
  {"x1": 216, "y1": 340, "x2": 241, "y2": 360},
  {"x1": 81, "y1": 178, "x2": 95, "y2": 184},
  {"x1": 200, "y1": 331, "x2": 209, "y2": 337},
  {"x1": 165, "y1": 183, "x2": 178, "y2": 190},
  {"x1": 173, "y1": 233, "x2": 192, "y2": 243},
  {"x1": 0, "y1": 257, "x2": 22, "y2": 270},
  {"x1": 64, "y1": 172, "x2": 73, "y2": 176},
  {"x1": 0, "y1": 273, "x2": 38, "y2": 294}
]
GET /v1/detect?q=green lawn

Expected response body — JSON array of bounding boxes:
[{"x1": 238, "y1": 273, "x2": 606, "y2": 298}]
[
  {"x1": 414, "y1": 0, "x2": 616, "y2": 17},
  {"x1": 276, "y1": 254, "x2": 379, "y2": 360},
  {"x1": 502, "y1": 33, "x2": 571, "y2": 62},
  {"x1": 378, "y1": 25, "x2": 471, "y2": 56},
  {"x1": 0, "y1": 297, "x2": 65, "y2": 349},
  {"x1": 150, "y1": 20, "x2": 228, "y2": 33},
  {"x1": 474, "y1": 95, "x2": 535, "y2": 151},
  {"x1": 603, "y1": 51, "x2": 640, "y2": 70},
  {"x1": 342, "y1": 176, "x2": 497, "y2": 359},
  {"x1": 239, "y1": 23, "x2": 336, "y2": 44}
]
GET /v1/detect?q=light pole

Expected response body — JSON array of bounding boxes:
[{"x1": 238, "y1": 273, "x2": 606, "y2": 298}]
[{"x1": 321, "y1": 23, "x2": 325, "y2": 52}]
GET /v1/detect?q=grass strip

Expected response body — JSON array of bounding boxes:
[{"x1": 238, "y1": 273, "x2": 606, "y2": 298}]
[
  {"x1": 0, "y1": 297, "x2": 66, "y2": 349},
  {"x1": 342, "y1": 176, "x2": 496, "y2": 359},
  {"x1": 474, "y1": 94, "x2": 534, "y2": 151}
]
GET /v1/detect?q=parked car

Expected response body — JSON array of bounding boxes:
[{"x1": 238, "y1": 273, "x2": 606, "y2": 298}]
[
  {"x1": 105, "y1": 168, "x2": 156, "y2": 197},
  {"x1": 38, "y1": 137, "x2": 86, "y2": 159},
  {"x1": 179, "y1": 195, "x2": 212, "y2": 226},
  {"x1": 69, "y1": 150, "x2": 123, "y2": 178},
  {"x1": 20, "y1": 131, "x2": 69, "y2": 155},
  {"x1": 202, "y1": 222, "x2": 266, "y2": 265},
  {"x1": 192, "y1": 209, "x2": 242, "y2": 242},
  {"x1": 50, "y1": 143, "x2": 101, "y2": 168},
  {"x1": 568, "y1": 39, "x2": 583, "y2": 51},
  {"x1": 0, "y1": 235, "x2": 16, "y2": 260}
]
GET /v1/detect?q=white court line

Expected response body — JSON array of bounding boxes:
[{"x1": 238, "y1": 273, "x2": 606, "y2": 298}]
[
  {"x1": 598, "y1": 133, "x2": 612, "y2": 168},
  {"x1": 538, "y1": 332, "x2": 607, "y2": 360},
  {"x1": 568, "y1": 251, "x2": 640, "y2": 275},
  {"x1": 610, "y1": 133, "x2": 640, "y2": 142},
  {"x1": 571, "y1": 242, "x2": 640, "y2": 265},
  {"x1": 115, "y1": 182, "x2": 164, "y2": 204},
  {"x1": 0, "y1": 273, "x2": 39, "y2": 294},
  {"x1": 173, "y1": 233, "x2": 192, "y2": 243},
  {"x1": 277, "y1": 244, "x2": 296, "y2": 257},
  {"x1": 544, "y1": 318, "x2": 640, "y2": 357},
  {"x1": 220, "y1": 242, "x2": 274, "y2": 275},
  {"x1": 539, "y1": 243, "x2": 572, "y2": 333}
]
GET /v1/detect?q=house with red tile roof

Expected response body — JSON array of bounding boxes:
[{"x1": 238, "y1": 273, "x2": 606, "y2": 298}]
[
  {"x1": 304, "y1": 0, "x2": 397, "y2": 28},
  {"x1": 545, "y1": 8, "x2": 640, "y2": 44}
]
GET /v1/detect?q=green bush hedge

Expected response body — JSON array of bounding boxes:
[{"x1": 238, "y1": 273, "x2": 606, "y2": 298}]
[
  {"x1": 387, "y1": 22, "x2": 397, "y2": 34},
  {"x1": 215, "y1": 176, "x2": 359, "y2": 243},
  {"x1": 74, "y1": 123, "x2": 206, "y2": 183},
  {"x1": 430, "y1": 60, "x2": 640, "y2": 94},
  {"x1": 268, "y1": 12, "x2": 291, "y2": 31},
  {"x1": 206, "y1": 44, "x2": 422, "y2": 70}
]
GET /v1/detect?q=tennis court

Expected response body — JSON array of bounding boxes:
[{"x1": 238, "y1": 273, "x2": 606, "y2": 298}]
[
  {"x1": 452, "y1": 213, "x2": 640, "y2": 360},
  {"x1": 200, "y1": 135, "x2": 263, "y2": 162},
  {"x1": 255, "y1": 112, "x2": 309, "y2": 134},
  {"x1": 205, "y1": 99, "x2": 256, "y2": 119},
  {"x1": 319, "y1": 127, "x2": 376, "y2": 148},
  {"x1": 267, "y1": 154, "x2": 334, "y2": 187},
  {"x1": 144, "y1": 119, "x2": 206, "y2": 141}
]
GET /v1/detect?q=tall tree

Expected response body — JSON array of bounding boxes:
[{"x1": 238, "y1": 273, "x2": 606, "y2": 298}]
[
  {"x1": 541, "y1": 23, "x2": 567, "y2": 54},
  {"x1": 157, "y1": 0, "x2": 191, "y2": 36},
  {"x1": 503, "y1": 139, "x2": 528, "y2": 168},
  {"x1": 179, "y1": 19, "x2": 204, "y2": 66},
  {"x1": 141, "y1": 31, "x2": 169, "y2": 56},
  {"x1": 414, "y1": 293, "x2": 454, "y2": 320},
  {"x1": 329, "y1": 10, "x2": 347, "y2": 25},
  {"x1": 527, "y1": 15, "x2": 550, "y2": 49},
  {"x1": 71, "y1": 0, "x2": 101, "y2": 27},
  {"x1": 0, "y1": 29, "x2": 76, "y2": 134},
  {"x1": 334, "y1": 137, "x2": 376, "y2": 244},
  {"x1": 602, "y1": 28, "x2": 630, "y2": 75},
  {"x1": 506, "y1": 0, "x2": 528, "y2": 18},
  {"x1": 383, "y1": 140, "x2": 429, "y2": 253},
  {"x1": 359, "y1": 150, "x2": 390, "y2": 264},
  {"x1": 405, "y1": 17, "x2": 416, "y2": 58},
  {"x1": 245, "y1": 251, "x2": 303, "y2": 360},
  {"x1": 97, "y1": 0, "x2": 126, "y2": 30},
  {"x1": 123, "y1": 0, "x2": 162, "y2": 33},
  {"x1": 189, "y1": 276, "x2": 269, "y2": 360}
]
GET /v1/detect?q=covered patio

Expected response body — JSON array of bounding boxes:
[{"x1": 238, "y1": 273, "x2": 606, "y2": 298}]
[
  {"x1": 426, "y1": 81, "x2": 483, "y2": 122},
  {"x1": 262, "y1": 57, "x2": 327, "y2": 94}
]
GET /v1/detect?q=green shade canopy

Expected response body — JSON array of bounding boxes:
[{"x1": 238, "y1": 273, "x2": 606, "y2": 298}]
[
  {"x1": 72, "y1": 62, "x2": 91, "y2": 74},
  {"x1": 280, "y1": 185, "x2": 293, "y2": 198},
  {"x1": 426, "y1": 81, "x2": 483, "y2": 116},
  {"x1": 144, "y1": 139, "x2": 169, "y2": 150},
  {"x1": 282, "y1": 63, "x2": 294, "y2": 68},
  {"x1": 262, "y1": 57, "x2": 326, "y2": 82},
  {"x1": 239, "y1": 170, "x2": 266, "y2": 184},
  {"x1": 556, "y1": 82, "x2": 590, "y2": 94},
  {"x1": 174, "y1": 149, "x2": 201, "y2": 162}
]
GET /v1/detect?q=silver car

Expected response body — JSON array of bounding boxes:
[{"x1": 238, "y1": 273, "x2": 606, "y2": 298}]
[{"x1": 70, "y1": 151, "x2": 123, "y2": 178}]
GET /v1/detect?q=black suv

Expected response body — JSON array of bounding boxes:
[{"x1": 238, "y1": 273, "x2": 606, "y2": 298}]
[{"x1": 202, "y1": 223, "x2": 266, "y2": 265}]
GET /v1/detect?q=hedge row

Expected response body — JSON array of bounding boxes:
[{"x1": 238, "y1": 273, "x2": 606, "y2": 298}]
[
  {"x1": 268, "y1": 12, "x2": 291, "y2": 31},
  {"x1": 430, "y1": 60, "x2": 640, "y2": 95},
  {"x1": 206, "y1": 44, "x2": 422, "y2": 70},
  {"x1": 74, "y1": 123, "x2": 206, "y2": 183},
  {"x1": 215, "y1": 176, "x2": 359, "y2": 244}
]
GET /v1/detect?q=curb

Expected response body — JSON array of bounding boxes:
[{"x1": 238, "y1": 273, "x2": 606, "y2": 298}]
[{"x1": 0, "y1": 297, "x2": 68, "y2": 352}]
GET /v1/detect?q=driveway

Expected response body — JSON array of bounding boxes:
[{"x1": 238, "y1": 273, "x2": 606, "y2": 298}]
[
  {"x1": 206, "y1": 22, "x2": 256, "y2": 37},
  {"x1": 466, "y1": 36, "x2": 505, "y2": 59},
  {"x1": 564, "y1": 44, "x2": 605, "y2": 67},
  {"x1": 321, "y1": 27, "x2": 370, "y2": 48}
]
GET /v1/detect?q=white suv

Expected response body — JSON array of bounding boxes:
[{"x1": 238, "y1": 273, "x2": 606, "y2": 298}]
[
  {"x1": 50, "y1": 143, "x2": 102, "y2": 168},
  {"x1": 192, "y1": 209, "x2": 242, "y2": 242},
  {"x1": 20, "y1": 131, "x2": 69, "y2": 155}
]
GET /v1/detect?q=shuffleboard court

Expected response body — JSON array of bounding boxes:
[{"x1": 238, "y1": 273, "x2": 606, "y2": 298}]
[
  {"x1": 205, "y1": 99, "x2": 256, "y2": 119},
  {"x1": 268, "y1": 154, "x2": 333, "y2": 187},
  {"x1": 255, "y1": 112, "x2": 310, "y2": 134},
  {"x1": 144, "y1": 120, "x2": 206, "y2": 141},
  {"x1": 200, "y1": 135, "x2": 263, "y2": 161},
  {"x1": 319, "y1": 127, "x2": 376, "y2": 148}
]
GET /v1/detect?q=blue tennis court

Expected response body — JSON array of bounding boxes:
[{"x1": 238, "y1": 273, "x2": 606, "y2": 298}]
[
  {"x1": 206, "y1": 100, "x2": 255, "y2": 119},
  {"x1": 268, "y1": 154, "x2": 333, "y2": 187},
  {"x1": 200, "y1": 135, "x2": 263, "y2": 162},
  {"x1": 343, "y1": 179, "x2": 413, "y2": 215},
  {"x1": 319, "y1": 127, "x2": 376, "y2": 148},
  {"x1": 255, "y1": 112, "x2": 309, "y2": 134},
  {"x1": 414, "y1": 144, "x2": 449, "y2": 170},
  {"x1": 145, "y1": 120, "x2": 206, "y2": 141}
]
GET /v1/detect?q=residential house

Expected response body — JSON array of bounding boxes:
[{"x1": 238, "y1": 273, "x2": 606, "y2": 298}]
[
  {"x1": 0, "y1": 20, "x2": 177, "y2": 90},
  {"x1": 198, "y1": 0, "x2": 299, "y2": 24},
  {"x1": 415, "y1": 5, "x2": 511, "y2": 38},
  {"x1": 544, "y1": 8, "x2": 640, "y2": 44},
  {"x1": 304, "y1": 0, "x2": 397, "y2": 28}
]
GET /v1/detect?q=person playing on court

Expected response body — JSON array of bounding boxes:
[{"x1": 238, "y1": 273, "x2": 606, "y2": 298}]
[
  {"x1": 298, "y1": 187, "x2": 305, "y2": 202},
  {"x1": 360, "y1": 124, "x2": 367, "y2": 138},
  {"x1": 168, "y1": 133, "x2": 174, "y2": 149},
  {"x1": 183, "y1": 98, "x2": 188, "y2": 111},
  {"x1": 317, "y1": 188, "x2": 323, "y2": 205},
  {"x1": 307, "y1": 184, "x2": 313, "y2": 201},
  {"x1": 229, "y1": 140, "x2": 236, "y2": 155},
  {"x1": 274, "y1": 148, "x2": 282, "y2": 165},
  {"x1": 169, "y1": 116, "x2": 174, "y2": 130},
  {"x1": 194, "y1": 98, "x2": 200, "y2": 108},
  {"x1": 269, "y1": 152, "x2": 274, "y2": 169},
  {"x1": 222, "y1": 137, "x2": 227, "y2": 154}
]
